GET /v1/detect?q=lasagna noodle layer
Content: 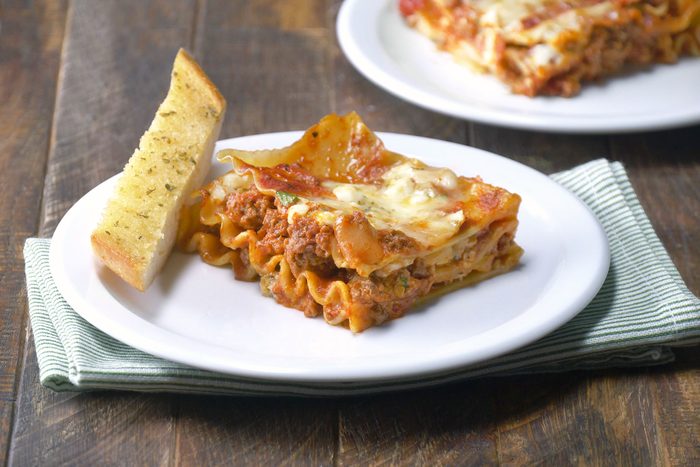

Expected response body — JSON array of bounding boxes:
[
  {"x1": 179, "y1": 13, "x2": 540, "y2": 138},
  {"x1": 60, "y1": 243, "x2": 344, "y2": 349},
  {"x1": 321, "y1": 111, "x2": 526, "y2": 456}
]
[{"x1": 403, "y1": 0, "x2": 700, "y2": 96}]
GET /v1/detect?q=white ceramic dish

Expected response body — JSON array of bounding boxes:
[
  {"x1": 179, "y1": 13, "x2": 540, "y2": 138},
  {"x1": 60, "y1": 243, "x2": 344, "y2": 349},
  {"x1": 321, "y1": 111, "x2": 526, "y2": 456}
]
[
  {"x1": 337, "y1": 0, "x2": 700, "y2": 134},
  {"x1": 50, "y1": 133, "x2": 609, "y2": 383}
]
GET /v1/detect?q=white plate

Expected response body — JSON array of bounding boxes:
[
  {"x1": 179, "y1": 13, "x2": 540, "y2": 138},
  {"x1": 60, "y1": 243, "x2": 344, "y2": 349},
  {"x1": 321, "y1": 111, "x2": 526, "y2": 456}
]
[
  {"x1": 50, "y1": 133, "x2": 609, "y2": 383},
  {"x1": 337, "y1": 0, "x2": 700, "y2": 133}
]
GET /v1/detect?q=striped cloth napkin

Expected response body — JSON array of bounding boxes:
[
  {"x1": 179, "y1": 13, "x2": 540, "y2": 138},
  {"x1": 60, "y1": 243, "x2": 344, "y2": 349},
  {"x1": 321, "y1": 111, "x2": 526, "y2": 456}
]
[{"x1": 23, "y1": 159, "x2": 700, "y2": 396}]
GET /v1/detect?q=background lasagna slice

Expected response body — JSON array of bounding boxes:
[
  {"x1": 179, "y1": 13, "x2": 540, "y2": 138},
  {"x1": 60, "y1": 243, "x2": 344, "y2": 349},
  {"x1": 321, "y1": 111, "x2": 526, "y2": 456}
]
[
  {"x1": 401, "y1": 0, "x2": 700, "y2": 96},
  {"x1": 179, "y1": 112, "x2": 522, "y2": 332}
]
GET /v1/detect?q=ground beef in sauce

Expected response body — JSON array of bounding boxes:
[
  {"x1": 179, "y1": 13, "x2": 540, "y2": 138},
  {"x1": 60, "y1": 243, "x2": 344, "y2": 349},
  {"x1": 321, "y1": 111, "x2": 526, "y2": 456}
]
[
  {"x1": 257, "y1": 207, "x2": 288, "y2": 256},
  {"x1": 348, "y1": 271, "x2": 433, "y2": 320},
  {"x1": 408, "y1": 258, "x2": 432, "y2": 279},
  {"x1": 225, "y1": 189, "x2": 275, "y2": 230},
  {"x1": 379, "y1": 230, "x2": 418, "y2": 255},
  {"x1": 497, "y1": 232, "x2": 514, "y2": 253},
  {"x1": 270, "y1": 277, "x2": 323, "y2": 318},
  {"x1": 285, "y1": 216, "x2": 337, "y2": 277}
]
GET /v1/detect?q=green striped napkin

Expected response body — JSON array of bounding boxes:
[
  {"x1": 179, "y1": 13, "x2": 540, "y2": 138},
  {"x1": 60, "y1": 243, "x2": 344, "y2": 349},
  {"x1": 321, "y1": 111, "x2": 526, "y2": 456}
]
[{"x1": 23, "y1": 159, "x2": 700, "y2": 396}]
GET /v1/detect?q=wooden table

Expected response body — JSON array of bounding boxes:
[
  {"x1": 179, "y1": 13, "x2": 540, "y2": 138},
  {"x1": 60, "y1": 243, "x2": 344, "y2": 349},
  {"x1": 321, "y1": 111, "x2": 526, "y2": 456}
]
[{"x1": 2, "y1": 1, "x2": 698, "y2": 464}]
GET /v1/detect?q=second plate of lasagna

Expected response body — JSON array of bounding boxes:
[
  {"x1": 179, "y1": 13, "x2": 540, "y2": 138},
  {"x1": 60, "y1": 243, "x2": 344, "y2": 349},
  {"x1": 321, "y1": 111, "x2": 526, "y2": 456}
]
[
  {"x1": 337, "y1": 0, "x2": 700, "y2": 133},
  {"x1": 50, "y1": 128, "x2": 608, "y2": 384}
]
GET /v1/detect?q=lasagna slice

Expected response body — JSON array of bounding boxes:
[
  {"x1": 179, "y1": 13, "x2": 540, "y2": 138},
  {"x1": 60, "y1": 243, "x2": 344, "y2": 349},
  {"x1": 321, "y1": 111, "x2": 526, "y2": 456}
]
[
  {"x1": 400, "y1": 0, "x2": 700, "y2": 96},
  {"x1": 178, "y1": 113, "x2": 522, "y2": 332}
]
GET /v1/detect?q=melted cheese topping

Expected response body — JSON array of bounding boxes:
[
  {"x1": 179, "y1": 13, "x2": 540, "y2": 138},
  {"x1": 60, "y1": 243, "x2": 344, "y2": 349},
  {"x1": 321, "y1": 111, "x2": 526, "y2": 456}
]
[
  {"x1": 471, "y1": 0, "x2": 618, "y2": 75},
  {"x1": 419, "y1": 0, "x2": 647, "y2": 74},
  {"x1": 474, "y1": 0, "x2": 541, "y2": 29},
  {"x1": 209, "y1": 172, "x2": 251, "y2": 201},
  {"x1": 310, "y1": 161, "x2": 465, "y2": 247},
  {"x1": 471, "y1": 0, "x2": 616, "y2": 41},
  {"x1": 287, "y1": 202, "x2": 309, "y2": 224}
]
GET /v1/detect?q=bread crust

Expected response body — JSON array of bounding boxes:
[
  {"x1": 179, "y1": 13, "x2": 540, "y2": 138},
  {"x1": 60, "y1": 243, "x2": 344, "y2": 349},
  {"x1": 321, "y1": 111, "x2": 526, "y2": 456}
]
[
  {"x1": 175, "y1": 48, "x2": 226, "y2": 115},
  {"x1": 91, "y1": 232, "x2": 145, "y2": 290},
  {"x1": 91, "y1": 48, "x2": 226, "y2": 291}
]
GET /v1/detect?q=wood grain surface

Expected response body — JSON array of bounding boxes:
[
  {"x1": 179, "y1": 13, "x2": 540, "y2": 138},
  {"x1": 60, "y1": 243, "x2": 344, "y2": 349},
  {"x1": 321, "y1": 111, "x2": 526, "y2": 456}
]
[
  {"x1": 0, "y1": 1, "x2": 67, "y2": 464},
  {"x1": 2, "y1": 0, "x2": 698, "y2": 465}
]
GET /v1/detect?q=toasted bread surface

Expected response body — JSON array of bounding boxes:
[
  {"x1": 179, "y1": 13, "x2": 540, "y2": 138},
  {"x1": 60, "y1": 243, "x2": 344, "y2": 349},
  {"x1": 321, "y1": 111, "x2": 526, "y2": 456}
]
[{"x1": 91, "y1": 48, "x2": 226, "y2": 291}]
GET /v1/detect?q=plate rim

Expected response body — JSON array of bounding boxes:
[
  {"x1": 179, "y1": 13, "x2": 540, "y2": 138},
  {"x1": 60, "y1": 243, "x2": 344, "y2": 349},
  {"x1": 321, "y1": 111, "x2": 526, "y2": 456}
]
[
  {"x1": 50, "y1": 132, "x2": 610, "y2": 383},
  {"x1": 336, "y1": 0, "x2": 700, "y2": 134}
]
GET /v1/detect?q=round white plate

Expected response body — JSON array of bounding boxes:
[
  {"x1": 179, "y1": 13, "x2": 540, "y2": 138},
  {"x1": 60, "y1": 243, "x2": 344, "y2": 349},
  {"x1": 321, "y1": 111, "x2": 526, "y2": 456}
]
[
  {"x1": 337, "y1": 0, "x2": 700, "y2": 133},
  {"x1": 51, "y1": 133, "x2": 609, "y2": 383}
]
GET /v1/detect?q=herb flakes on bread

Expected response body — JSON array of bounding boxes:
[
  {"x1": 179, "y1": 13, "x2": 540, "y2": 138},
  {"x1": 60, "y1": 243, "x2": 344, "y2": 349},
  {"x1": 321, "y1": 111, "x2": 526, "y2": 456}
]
[{"x1": 91, "y1": 48, "x2": 226, "y2": 291}]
